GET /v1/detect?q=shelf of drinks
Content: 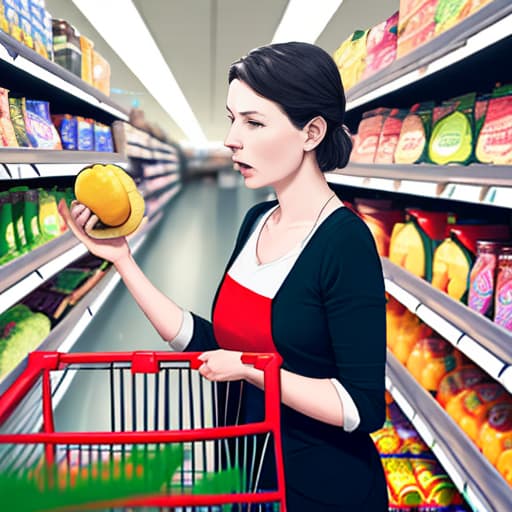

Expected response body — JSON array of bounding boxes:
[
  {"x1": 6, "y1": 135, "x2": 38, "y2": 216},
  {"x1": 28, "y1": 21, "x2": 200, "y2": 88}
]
[
  {"x1": 386, "y1": 350, "x2": 512, "y2": 512},
  {"x1": 0, "y1": 31, "x2": 129, "y2": 122},
  {"x1": 0, "y1": 152, "x2": 128, "y2": 180},
  {"x1": 326, "y1": 164, "x2": 512, "y2": 209},
  {"x1": 345, "y1": 0, "x2": 512, "y2": 112},
  {"x1": 381, "y1": 258, "x2": 512, "y2": 394},
  {"x1": 0, "y1": 206, "x2": 164, "y2": 420}
]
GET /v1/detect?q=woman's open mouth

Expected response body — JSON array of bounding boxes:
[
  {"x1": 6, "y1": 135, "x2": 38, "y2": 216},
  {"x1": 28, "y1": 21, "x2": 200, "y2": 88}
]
[{"x1": 234, "y1": 161, "x2": 253, "y2": 174}]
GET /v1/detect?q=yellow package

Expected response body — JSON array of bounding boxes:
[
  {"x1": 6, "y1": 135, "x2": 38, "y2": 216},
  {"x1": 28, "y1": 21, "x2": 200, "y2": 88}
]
[
  {"x1": 92, "y1": 50, "x2": 111, "y2": 96},
  {"x1": 80, "y1": 35, "x2": 95, "y2": 85},
  {"x1": 333, "y1": 30, "x2": 368, "y2": 91}
]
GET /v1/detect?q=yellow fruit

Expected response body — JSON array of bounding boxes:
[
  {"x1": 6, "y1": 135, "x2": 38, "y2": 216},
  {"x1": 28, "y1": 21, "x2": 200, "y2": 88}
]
[
  {"x1": 496, "y1": 449, "x2": 512, "y2": 485},
  {"x1": 74, "y1": 164, "x2": 145, "y2": 239}
]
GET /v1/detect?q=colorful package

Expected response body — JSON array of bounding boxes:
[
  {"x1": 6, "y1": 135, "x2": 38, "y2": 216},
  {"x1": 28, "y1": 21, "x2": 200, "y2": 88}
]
[
  {"x1": 92, "y1": 50, "x2": 111, "y2": 96},
  {"x1": 9, "y1": 186, "x2": 29, "y2": 253},
  {"x1": 0, "y1": 88, "x2": 18, "y2": 147},
  {"x1": 94, "y1": 122, "x2": 114, "y2": 152},
  {"x1": 394, "y1": 102, "x2": 434, "y2": 163},
  {"x1": 80, "y1": 35, "x2": 94, "y2": 85},
  {"x1": 24, "y1": 100, "x2": 62, "y2": 149},
  {"x1": 8, "y1": 97, "x2": 32, "y2": 147},
  {"x1": 0, "y1": 1, "x2": 8, "y2": 33},
  {"x1": 375, "y1": 108, "x2": 407, "y2": 163},
  {"x1": 0, "y1": 191, "x2": 18, "y2": 265},
  {"x1": 475, "y1": 84, "x2": 512, "y2": 165},
  {"x1": 389, "y1": 209, "x2": 456, "y2": 282},
  {"x1": 428, "y1": 93, "x2": 476, "y2": 165},
  {"x1": 435, "y1": 0, "x2": 493, "y2": 35},
  {"x1": 4, "y1": 3, "x2": 23, "y2": 42},
  {"x1": 77, "y1": 117, "x2": 94, "y2": 150},
  {"x1": 432, "y1": 224, "x2": 510, "y2": 302},
  {"x1": 494, "y1": 246, "x2": 512, "y2": 331},
  {"x1": 397, "y1": 0, "x2": 439, "y2": 58},
  {"x1": 351, "y1": 108, "x2": 390, "y2": 163},
  {"x1": 52, "y1": 114, "x2": 77, "y2": 150},
  {"x1": 332, "y1": 30, "x2": 368, "y2": 91},
  {"x1": 468, "y1": 240, "x2": 504, "y2": 317},
  {"x1": 362, "y1": 12, "x2": 399, "y2": 79}
]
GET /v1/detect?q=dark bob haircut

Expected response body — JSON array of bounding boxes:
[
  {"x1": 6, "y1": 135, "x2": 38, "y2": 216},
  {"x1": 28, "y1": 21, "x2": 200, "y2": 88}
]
[{"x1": 228, "y1": 42, "x2": 352, "y2": 172}]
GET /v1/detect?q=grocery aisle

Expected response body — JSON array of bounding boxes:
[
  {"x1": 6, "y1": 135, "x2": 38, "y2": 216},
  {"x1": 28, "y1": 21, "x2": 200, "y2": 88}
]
[{"x1": 54, "y1": 177, "x2": 270, "y2": 432}]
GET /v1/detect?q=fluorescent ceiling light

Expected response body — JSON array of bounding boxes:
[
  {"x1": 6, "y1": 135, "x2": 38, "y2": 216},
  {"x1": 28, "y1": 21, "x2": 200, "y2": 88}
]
[
  {"x1": 72, "y1": 0, "x2": 207, "y2": 144},
  {"x1": 272, "y1": 0, "x2": 344, "y2": 44}
]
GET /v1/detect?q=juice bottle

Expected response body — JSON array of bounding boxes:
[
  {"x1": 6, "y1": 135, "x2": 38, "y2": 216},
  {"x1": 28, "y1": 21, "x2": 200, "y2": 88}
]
[
  {"x1": 468, "y1": 241, "x2": 503, "y2": 317},
  {"x1": 494, "y1": 246, "x2": 512, "y2": 331}
]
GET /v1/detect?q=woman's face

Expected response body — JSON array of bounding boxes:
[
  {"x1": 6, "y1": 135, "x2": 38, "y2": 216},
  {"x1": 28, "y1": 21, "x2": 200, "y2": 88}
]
[{"x1": 224, "y1": 79, "x2": 306, "y2": 189}]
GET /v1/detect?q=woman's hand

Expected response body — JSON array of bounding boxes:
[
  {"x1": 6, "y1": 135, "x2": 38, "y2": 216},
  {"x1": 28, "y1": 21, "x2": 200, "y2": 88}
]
[
  {"x1": 58, "y1": 199, "x2": 131, "y2": 264},
  {"x1": 197, "y1": 350, "x2": 249, "y2": 381}
]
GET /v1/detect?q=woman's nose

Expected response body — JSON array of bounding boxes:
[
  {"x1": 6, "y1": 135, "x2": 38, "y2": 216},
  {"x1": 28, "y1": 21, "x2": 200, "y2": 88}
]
[{"x1": 224, "y1": 126, "x2": 243, "y2": 151}]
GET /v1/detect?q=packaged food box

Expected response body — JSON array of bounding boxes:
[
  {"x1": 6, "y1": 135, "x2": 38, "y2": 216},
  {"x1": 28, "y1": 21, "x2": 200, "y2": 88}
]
[
  {"x1": 435, "y1": 0, "x2": 493, "y2": 36},
  {"x1": 24, "y1": 100, "x2": 62, "y2": 149},
  {"x1": 4, "y1": 2, "x2": 23, "y2": 42},
  {"x1": 332, "y1": 30, "x2": 368, "y2": 91},
  {"x1": 8, "y1": 96, "x2": 32, "y2": 147},
  {"x1": 0, "y1": 1, "x2": 9, "y2": 33},
  {"x1": 0, "y1": 88, "x2": 18, "y2": 147},
  {"x1": 80, "y1": 34, "x2": 94, "y2": 84},
  {"x1": 77, "y1": 117, "x2": 93, "y2": 150},
  {"x1": 52, "y1": 114, "x2": 78, "y2": 150},
  {"x1": 92, "y1": 49, "x2": 111, "y2": 96},
  {"x1": 375, "y1": 108, "x2": 407, "y2": 163},
  {"x1": 351, "y1": 108, "x2": 390, "y2": 163}
]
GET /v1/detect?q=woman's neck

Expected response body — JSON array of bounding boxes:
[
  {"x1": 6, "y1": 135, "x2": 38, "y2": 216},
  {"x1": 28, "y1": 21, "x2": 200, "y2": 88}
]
[{"x1": 271, "y1": 157, "x2": 340, "y2": 227}]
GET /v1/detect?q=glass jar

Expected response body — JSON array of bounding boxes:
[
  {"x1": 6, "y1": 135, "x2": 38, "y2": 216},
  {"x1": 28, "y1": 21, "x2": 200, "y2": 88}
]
[
  {"x1": 494, "y1": 246, "x2": 512, "y2": 331},
  {"x1": 52, "y1": 19, "x2": 82, "y2": 78},
  {"x1": 468, "y1": 241, "x2": 503, "y2": 317}
]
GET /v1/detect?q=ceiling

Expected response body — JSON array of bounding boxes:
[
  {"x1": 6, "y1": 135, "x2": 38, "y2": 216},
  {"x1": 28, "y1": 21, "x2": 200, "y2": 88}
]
[{"x1": 45, "y1": 0, "x2": 399, "y2": 144}]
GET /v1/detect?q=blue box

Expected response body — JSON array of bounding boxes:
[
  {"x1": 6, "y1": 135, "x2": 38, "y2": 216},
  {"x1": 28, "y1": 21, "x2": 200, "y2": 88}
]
[
  {"x1": 17, "y1": 0, "x2": 30, "y2": 19},
  {"x1": 29, "y1": 0, "x2": 43, "y2": 23},
  {"x1": 20, "y1": 14, "x2": 33, "y2": 47}
]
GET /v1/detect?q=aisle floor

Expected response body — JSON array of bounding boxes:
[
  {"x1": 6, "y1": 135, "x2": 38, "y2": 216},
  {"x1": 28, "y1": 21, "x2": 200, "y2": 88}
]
[{"x1": 54, "y1": 176, "x2": 270, "y2": 431}]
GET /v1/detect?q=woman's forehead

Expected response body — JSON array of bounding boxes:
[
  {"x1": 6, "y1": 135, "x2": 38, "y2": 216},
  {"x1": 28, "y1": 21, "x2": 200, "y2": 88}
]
[{"x1": 226, "y1": 79, "x2": 279, "y2": 115}]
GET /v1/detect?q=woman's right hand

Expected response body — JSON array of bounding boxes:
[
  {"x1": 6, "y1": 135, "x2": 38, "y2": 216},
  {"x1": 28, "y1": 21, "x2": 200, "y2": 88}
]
[{"x1": 58, "y1": 199, "x2": 131, "y2": 264}]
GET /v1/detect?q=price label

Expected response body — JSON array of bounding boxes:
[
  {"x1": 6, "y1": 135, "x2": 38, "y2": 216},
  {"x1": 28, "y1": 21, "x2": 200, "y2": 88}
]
[
  {"x1": 367, "y1": 177, "x2": 398, "y2": 192},
  {"x1": 326, "y1": 173, "x2": 366, "y2": 188},
  {"x1": 440, "y1": 183, "x2": 456, "y2": 198},
  {"x1": 457, "y1": 335, "x2": 505, "y2": 381},
  {"x1": 449, "y1": 184, "x2": 484, "y2": 203},
  {"x1": 485, "y1": 186, "x2": 512, "y2": 209},
  {"x1": 399, "y1": 180, "x2": 441, "y2": 198}
]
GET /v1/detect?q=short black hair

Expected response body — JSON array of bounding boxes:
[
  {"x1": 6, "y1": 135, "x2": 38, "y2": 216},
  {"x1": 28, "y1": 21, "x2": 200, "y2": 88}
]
[{"x1": 228, "y1": 42, "x2": 352, "y2": 172}]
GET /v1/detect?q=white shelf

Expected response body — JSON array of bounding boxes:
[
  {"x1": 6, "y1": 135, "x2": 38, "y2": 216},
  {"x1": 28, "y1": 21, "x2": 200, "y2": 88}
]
[
  {"x1": 382, "y1": 258, "x2": 512, "y2": 393},
  {"x1": 386, "y1": 350, "x2": 512, "y2": 512},
  {"x1": 345, "y1": 0, "x2": 512, "y2": 111},
  {"x1": 0, "y1": 32, "x2": 128, "y2": 121},
  {"x1": 326, "y1": 164, "x2": 512, "y2": 208}
]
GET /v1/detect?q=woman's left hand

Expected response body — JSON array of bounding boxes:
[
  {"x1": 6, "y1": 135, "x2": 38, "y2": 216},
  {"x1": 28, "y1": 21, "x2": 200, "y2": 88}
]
[{"x1": 197, "y1": 349, "x2": 248, "y2": 381}]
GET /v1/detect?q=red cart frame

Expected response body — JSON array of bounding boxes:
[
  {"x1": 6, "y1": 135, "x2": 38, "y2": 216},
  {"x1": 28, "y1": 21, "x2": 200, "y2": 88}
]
[{"x1": 0, "y1": 350, "x2": 287, "y2": 511}]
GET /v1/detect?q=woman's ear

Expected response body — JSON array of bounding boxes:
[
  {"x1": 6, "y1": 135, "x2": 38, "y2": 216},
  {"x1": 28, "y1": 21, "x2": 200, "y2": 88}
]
[{"x1": 303, "y1": 116, "x2": 328, "y2": 151}]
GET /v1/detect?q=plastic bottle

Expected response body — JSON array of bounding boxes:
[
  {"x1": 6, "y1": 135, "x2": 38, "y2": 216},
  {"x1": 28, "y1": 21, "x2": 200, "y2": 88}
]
[{"x1": 494, "y1": 246, "x2": 512, "y2": 331}]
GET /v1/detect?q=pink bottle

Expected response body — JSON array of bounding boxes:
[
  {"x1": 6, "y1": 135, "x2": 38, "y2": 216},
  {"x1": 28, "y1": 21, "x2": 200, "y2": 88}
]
[
  {"x1": 468, "y1": 241, "x2": 502, "y2": 317},
  {"x1": 494, "y1": 246, "x2": 512, "y2": 331}
]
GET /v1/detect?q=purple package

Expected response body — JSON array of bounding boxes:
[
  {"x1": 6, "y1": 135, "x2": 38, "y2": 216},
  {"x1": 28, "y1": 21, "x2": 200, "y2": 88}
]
[{"x1": 24, "y1": 100, "x2": 62, "y2": 149}]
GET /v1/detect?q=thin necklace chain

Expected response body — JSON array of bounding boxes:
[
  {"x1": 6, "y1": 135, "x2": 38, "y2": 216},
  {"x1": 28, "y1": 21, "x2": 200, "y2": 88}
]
[{"x1": 299, "y1": 192, "x2": 337, "y2": 246}]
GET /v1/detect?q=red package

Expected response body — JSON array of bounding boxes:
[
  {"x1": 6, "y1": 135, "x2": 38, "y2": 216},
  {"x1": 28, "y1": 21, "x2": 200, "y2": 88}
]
[
  {"x1": 375, "y1": 108, "x2": 407, "y2": 163},
  {"x1": 0, "y1": 88, "x2": 19, "y2": 147},
  {"x1": 362, "y1": 12, "x2": 399, "y2": 79},
  {"x1": 351, "y1": 108, "x2": 390, "y2": 163}
]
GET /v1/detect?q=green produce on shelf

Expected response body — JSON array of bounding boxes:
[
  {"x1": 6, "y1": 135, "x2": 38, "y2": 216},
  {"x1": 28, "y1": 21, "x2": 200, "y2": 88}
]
[{"x1": 0, "y1": 305, "x2": 51, "y2": 378}]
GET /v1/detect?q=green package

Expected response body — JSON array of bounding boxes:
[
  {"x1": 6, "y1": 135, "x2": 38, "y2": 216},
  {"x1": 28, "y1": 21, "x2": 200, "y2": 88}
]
[
  {"x1": 37, "y1": 189, "x2": 60, "y2": 240},
  {"x1": 428, "y1": 93, "x2": 476, "y2": 165},
  {"x1": 8, "y1": 97, "x2": 32, "y2": 148},
  {"x1": 0, "y1": 191, "x2": 18, "y2": 265},
  {"x1": 9, "y1": 186, "x2": 29, "y2": 254},
  {"x1": 23, "y1": 189, "x2": 43, "y2": 248}
]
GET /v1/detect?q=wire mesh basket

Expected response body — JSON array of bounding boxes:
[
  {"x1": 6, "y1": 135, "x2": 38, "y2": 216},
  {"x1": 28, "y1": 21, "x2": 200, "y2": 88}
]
[{"x1": 0, "y1": 351, "x2": 286, "y2": 511}]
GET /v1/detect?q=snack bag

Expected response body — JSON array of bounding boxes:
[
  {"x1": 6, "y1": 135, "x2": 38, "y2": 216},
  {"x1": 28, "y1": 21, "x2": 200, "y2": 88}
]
[
  {"x1": 351, "y1": 108, "x2": 390, "y2": 163},
  {"x1": 375, "y1": 108, "x2": 407, "y2": 163},
  {"x1": 24, "y1": 100, "x2": 62, "y2": 149},
  {"x1": 394, "y1": 102, "x2": 434, "y2": 163},
  {"x1": 333, "y1": 30, "x2": 368, "y2": 90},
  {"x1": 8, "y1": 97, "x2": 32, "y2": 147},
  {"x1": 475, "y1": 84, "x2": 512, "y2": 165},
  {"x1": 0, "y1": 89, "x2": 18, "y2": 147}
]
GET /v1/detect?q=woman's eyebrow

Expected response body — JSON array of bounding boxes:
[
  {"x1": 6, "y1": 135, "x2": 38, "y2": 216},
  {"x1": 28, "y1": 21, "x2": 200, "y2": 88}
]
[{"x1": 225, "y1": 106, "x2": 265, "y2": 117}]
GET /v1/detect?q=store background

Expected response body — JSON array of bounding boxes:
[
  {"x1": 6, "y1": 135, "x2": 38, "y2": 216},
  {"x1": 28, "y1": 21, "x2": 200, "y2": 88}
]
[{"x1": 0, "y1": 0, "x2": 511, "y2": 511}]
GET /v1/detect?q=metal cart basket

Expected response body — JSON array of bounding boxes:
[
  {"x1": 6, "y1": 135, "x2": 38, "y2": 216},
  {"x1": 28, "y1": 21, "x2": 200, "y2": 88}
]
[{"x1": 0, "y1": 350, "x2": 286, "y2": 511}]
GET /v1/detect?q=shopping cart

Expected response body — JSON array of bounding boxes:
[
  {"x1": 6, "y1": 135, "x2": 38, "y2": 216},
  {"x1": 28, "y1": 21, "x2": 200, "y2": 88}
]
[{"x1": 0, "y1": 350, "x2": 286, "y2": 511}]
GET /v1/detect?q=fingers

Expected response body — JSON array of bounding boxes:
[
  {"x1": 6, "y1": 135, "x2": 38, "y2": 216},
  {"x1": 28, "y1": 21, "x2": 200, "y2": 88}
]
[{"x1": 85, "y1": 213, "x2": 99, "y2": 233}]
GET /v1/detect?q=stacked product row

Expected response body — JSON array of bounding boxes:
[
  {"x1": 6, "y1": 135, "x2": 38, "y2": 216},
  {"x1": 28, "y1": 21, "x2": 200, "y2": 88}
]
[
  {"x1": 372, "y1": 394, "x2": 470, "y2": 510},
  {"x1": 0, "y1": 0, "x2": 111, "y2": 95},
  {"x1": 0, "y1": 88, "x2": 114, "y2": 151},
  {"x1": 0, "y1": 185, "x2": 71, "y2": 265},
  {"x1": 387, "y1": 297, "x2": 512, "y2": 486},
  {"x1": 350, "y1": 85, "x2": 512, "y2": 165},
  {"x1": 333, "y1": 0, "x2": 493, "y2": 90},
  {"x1": 0, "y1": 253, "x2": 109, "y2": 378},
  {"x1": 352, "y1": 199, "x2": 512, "y2": 331}
]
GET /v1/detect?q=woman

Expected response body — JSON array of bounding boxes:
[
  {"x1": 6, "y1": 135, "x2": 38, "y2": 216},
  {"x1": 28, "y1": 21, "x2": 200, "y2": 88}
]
[{"x1": 60, "y1": 42, "x2": 388, "y2": 511}]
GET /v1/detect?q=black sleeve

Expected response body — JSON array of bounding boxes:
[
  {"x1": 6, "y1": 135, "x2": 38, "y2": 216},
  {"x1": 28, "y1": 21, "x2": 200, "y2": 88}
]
[
  {"x1": 184, "y1": 200, "x2": 278, "y2": 353},
  {"x1": 322, "y1": 216, "x2": 387, "y2": 433}
]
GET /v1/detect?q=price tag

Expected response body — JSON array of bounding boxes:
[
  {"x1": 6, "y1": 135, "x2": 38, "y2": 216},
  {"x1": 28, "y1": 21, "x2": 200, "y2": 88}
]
[
  {"x1": 326, "y1": 173, "x2": 366, "y2": 188},
  {"x1": 399, "y1": 180, "x2": 441, "y2": 198},
  {"x1": 384, "y1": 279, "x2": 421, "y2": 313},
  {"x1": 415, "y1": 305, "x2": 462, "y2": 345},
  {"x1": 36, "y1": 164, "x2": 85, "y2": 178},
  {"x1": 448, "y1": 184, "x2": 484, "y2": 204},
  {"x1": 485, "y1": 186, "x2": 512, "y2": 209},
  {"x1": 367, "y1": 177, "x2": 397, "y2": 192},
  {"x1": 440, "y1": 183, "x2": 456, "y2": 199}
]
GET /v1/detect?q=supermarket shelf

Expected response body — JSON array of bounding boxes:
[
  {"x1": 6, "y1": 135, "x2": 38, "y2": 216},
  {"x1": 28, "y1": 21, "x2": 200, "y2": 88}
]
[
  {"x1": 386, "y1": 350, "x2": 512, "y2": 512},
  {"x1": 146, "y1": 183, "x2": 182, "y2": 219},
  {"x1": 326, "y1": 164, "x2": 512, "y2": 209},
  {"x1": 0, "y1": 151, "x2": 128, "y2": 179},
  {"x1": 346, "y1": 0, "x2": 512, "y2": 111},
  {"x1": 0, "y1": 235, "x2": 88, "y2": 317},
  {"x1": 382, "y1": 258, "x2": 512, "y2": 393},
  {"x1": 0, "y1": 208, "x2": 163, "y2": 406},
  {"x1": 0, "y1": 32, "x2": 129, "y2": 121}
]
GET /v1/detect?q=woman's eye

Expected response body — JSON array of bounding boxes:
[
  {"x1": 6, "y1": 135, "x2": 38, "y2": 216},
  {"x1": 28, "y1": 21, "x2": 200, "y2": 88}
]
[{"x1": 248, "y1": 120, "x2": 263, "y2": 128}]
